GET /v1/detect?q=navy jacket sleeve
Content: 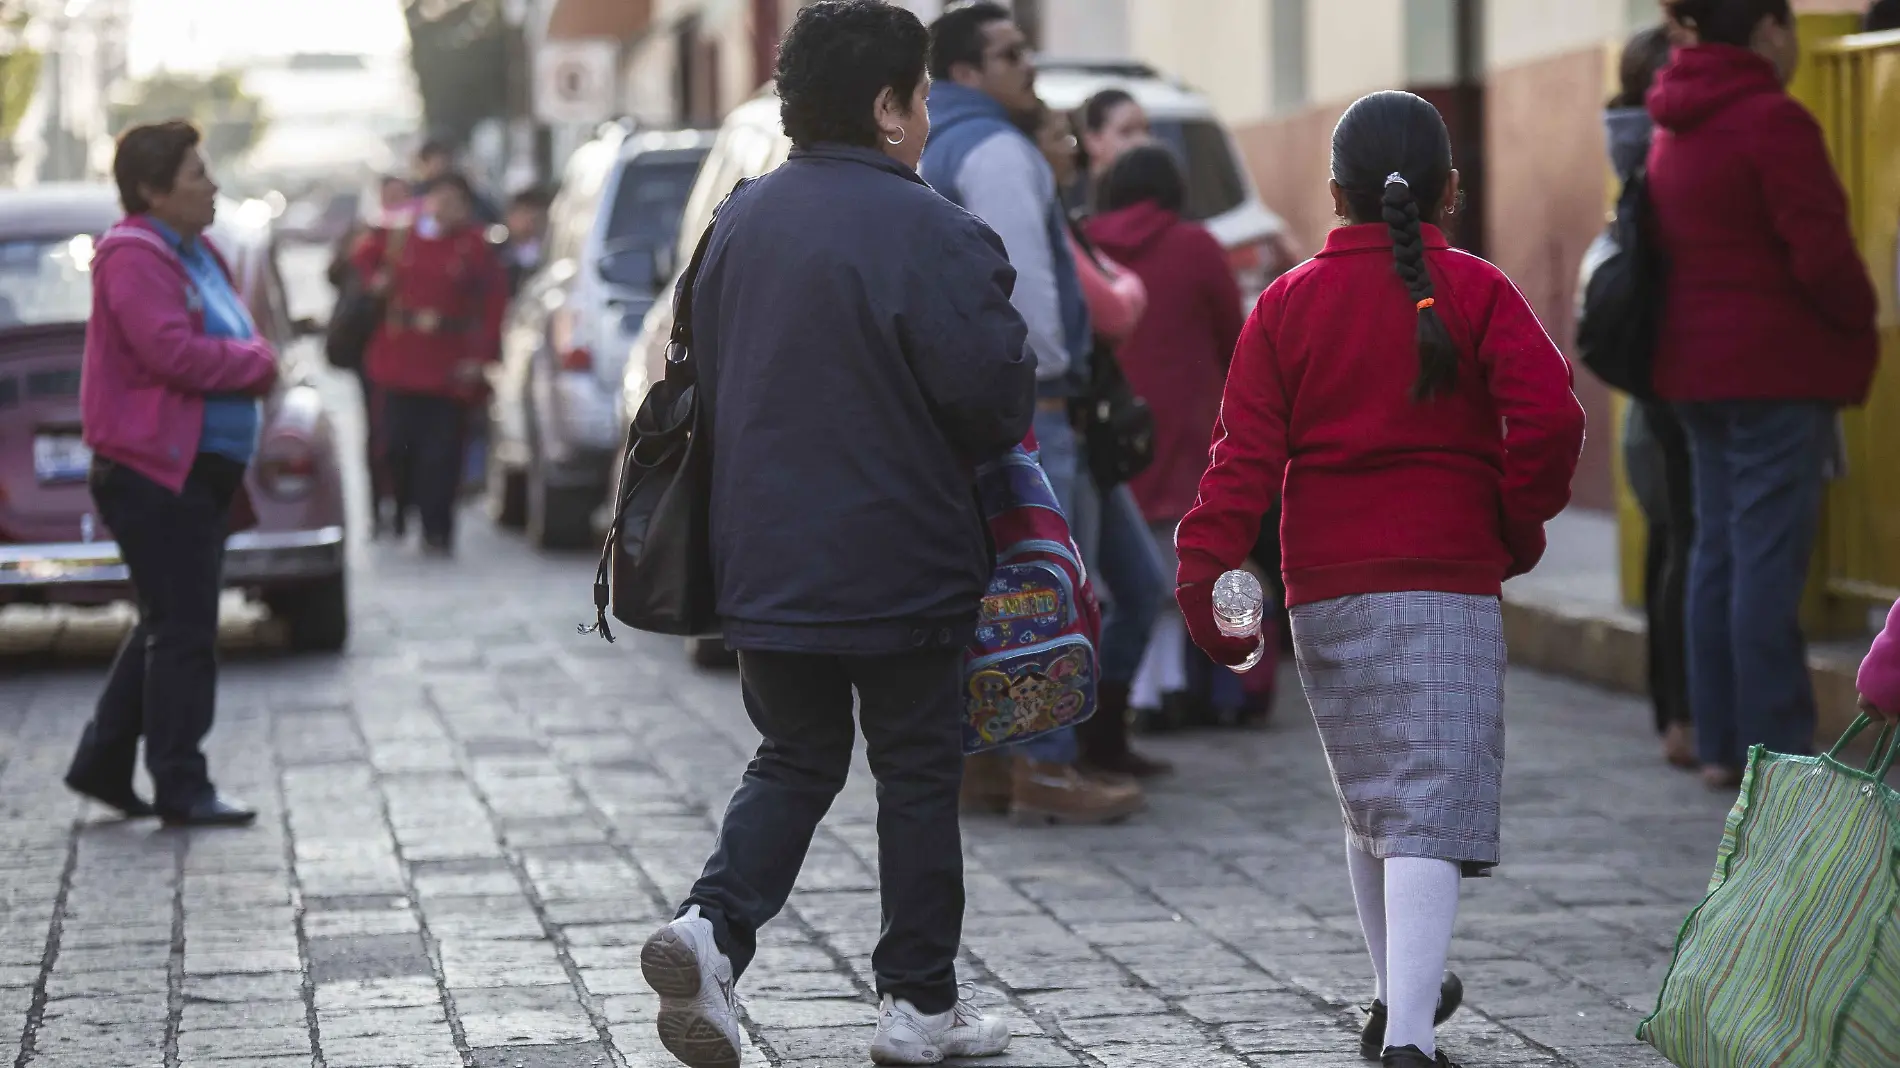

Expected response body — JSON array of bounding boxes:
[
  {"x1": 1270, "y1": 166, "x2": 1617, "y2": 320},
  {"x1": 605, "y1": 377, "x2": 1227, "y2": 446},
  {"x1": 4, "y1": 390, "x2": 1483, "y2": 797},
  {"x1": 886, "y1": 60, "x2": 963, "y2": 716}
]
[{"x1": 899, "y1": 212, "x2": 1037, "y2": 464}]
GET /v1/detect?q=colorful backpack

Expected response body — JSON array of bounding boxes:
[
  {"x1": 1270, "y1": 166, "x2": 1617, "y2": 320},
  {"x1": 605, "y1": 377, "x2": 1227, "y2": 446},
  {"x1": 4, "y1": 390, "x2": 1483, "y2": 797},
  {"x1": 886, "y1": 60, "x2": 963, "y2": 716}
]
[{"x1": 963, "y1": 434, "x2": 1101, "y2": 755}]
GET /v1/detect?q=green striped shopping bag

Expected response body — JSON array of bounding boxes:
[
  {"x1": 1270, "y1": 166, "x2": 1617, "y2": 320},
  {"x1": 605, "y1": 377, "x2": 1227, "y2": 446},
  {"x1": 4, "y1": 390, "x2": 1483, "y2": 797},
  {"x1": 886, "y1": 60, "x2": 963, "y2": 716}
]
[{"x1": 1639, "y1": 716, "x2": 1900, "y2": 1067}]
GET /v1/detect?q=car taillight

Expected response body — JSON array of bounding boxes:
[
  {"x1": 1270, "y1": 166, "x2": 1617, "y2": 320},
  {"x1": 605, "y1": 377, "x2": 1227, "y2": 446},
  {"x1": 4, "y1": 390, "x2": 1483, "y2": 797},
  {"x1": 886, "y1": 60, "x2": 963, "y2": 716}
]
[
  {"x1": 549, "y1": 305, "x2": 595, "y2": 373},
  {"x1": 258, "y1": 436, "x2": 316, "y2": 500},
  {"x1": 559, "y1": 347, "x2": 593, "y2": 372}
]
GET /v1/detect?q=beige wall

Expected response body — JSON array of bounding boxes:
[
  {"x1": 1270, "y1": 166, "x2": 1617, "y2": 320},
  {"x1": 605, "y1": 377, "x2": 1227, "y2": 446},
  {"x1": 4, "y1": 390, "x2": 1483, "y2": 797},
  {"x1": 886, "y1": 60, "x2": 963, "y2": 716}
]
[
  {"x1": 1308, "y1": 0, "x2": 1406, "y2": 106},
  {"x1": 1123, "y1": 0, "x2": 1274, "y2": 124}
]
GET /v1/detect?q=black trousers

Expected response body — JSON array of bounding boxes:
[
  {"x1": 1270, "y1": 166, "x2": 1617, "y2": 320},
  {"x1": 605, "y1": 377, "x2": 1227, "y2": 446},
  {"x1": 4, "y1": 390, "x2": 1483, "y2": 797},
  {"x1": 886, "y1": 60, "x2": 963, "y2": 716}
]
[
  {"x1": 69, "y1": 454, "x2": 242, "y2": 811},
  {"x1": 681, "y1": 648, "x2": 966, "y2": 1014},
  {"x1": 381, "y1": 389, "x2": 466, "y2": 547},
  {"x1": 1639, "y1": 398, "x2": 1696, "y2": 735},
  {"x1": 356, "y1": 367, "x2": 390, "y2": 515}
]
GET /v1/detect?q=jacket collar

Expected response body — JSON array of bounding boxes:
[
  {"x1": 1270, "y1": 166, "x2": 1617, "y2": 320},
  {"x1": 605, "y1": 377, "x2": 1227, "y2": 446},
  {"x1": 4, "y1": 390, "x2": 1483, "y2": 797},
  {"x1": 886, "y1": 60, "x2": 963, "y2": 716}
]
[
  {"x1": 789, "y1": 142, "x2": 928, "y2": 187},
  {"x1": 1317, "y1": 222, "x2": 1451, "y2": 257}
]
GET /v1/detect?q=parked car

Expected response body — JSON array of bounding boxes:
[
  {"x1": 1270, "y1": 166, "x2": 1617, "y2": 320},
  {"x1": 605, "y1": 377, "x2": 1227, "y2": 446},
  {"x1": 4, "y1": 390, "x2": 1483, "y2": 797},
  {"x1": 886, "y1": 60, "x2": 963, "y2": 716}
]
[
  {"x1": 488, "y1": 126, "x2": 715, "y2": 549},
  {"x1": 0, "y1": 184, "x2": 350, "y2": 651},
  {"x1": 1037, "y1": 59, "x2": 1292, "y2": 300}
]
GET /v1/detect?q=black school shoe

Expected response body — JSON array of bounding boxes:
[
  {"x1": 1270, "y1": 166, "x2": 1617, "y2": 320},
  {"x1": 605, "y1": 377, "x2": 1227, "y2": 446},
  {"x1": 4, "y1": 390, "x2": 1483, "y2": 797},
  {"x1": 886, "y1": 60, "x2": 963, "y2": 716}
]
[
  {"x1": 1360, "y1": 972, "x2": 1464, "y2": 1059},
  {"x1": 1383, "y1": 1045, "x2": 1460, "y2": 1068}
]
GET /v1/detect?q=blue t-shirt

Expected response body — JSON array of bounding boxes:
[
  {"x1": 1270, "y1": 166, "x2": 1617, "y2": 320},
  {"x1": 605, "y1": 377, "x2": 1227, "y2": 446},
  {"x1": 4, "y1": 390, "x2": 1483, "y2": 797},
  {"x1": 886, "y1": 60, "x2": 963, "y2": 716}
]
[{"x1": 148, "y1": 218, "x2": 262, "y2": 464}]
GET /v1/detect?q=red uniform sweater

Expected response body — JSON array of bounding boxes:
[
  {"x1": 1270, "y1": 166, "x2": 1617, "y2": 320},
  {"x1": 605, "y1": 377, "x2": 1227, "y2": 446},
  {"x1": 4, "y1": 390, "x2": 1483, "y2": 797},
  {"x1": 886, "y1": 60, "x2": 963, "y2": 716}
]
[
  {"x1": 1174, "y1": 224, "x2": 1586, "y2": 608},
  {"x1": 352, "y1": 224, "x2": 507, "y2": 399},
  {"x1": 1646, "y1": 44, "x2": 1877, "y2": 405}
]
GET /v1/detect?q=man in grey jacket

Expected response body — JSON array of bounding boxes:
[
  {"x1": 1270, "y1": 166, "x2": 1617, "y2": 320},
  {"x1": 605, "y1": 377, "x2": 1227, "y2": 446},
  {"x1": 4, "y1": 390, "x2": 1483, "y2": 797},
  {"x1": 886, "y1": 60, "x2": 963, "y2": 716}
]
[{"x1": 921, "y1": 2, "x2": 1141, "y2": 826}]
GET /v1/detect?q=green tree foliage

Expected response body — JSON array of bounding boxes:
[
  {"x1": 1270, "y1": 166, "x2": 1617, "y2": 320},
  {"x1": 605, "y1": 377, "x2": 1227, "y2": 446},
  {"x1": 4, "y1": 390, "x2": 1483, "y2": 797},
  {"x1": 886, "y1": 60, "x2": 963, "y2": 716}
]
[
  {"x1": 404, "y1": 0, "x2": 508, "y2": 148},
  {"x1": 110, "y1": 71, "x2": 269, "y2": 161}
]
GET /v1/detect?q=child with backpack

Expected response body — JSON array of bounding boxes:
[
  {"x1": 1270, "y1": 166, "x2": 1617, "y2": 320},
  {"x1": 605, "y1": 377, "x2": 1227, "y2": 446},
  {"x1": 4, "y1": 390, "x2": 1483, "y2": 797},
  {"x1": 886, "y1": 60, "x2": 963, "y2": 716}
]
[{"x1": 1172, "y1": 91, "x2": 1586, "y2": 1068}]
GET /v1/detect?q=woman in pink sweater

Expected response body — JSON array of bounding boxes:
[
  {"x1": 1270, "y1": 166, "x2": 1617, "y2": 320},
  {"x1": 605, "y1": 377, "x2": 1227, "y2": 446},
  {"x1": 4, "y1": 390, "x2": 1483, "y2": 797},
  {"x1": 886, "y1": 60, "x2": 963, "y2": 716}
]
[{"x1": 1857, "y1": 603, "x2": 1900, "y2": 724}]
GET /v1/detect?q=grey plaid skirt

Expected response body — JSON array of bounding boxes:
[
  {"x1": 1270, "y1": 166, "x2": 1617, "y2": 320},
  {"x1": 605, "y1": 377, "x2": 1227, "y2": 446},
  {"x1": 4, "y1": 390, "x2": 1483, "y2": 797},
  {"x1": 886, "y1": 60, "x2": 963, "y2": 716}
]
[{"x1": 1288, "y1": 591, "x2": 1505, "y2": 876}]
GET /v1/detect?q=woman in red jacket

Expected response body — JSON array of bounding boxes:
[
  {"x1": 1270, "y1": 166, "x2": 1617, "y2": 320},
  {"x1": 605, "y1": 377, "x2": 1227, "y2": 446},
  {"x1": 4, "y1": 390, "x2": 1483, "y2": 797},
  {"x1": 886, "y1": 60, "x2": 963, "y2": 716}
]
[
  {"x1": 1648, "y1": 0, "x2": 1878, "y2": 787},
  {"x1": 1174, "y1": 92, "x2": 1584, "y2": 1068},
  {"x1": 354, "y1": 172, "x2": 507, "y2": 555}
]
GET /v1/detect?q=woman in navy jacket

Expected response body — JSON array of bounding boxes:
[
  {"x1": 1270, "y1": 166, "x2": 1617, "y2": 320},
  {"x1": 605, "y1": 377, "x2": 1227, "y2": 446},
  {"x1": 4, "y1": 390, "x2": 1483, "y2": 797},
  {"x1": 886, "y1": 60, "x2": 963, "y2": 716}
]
[{"x1": 634, "y1": 4, "x2": 1034, "y2": 1068}]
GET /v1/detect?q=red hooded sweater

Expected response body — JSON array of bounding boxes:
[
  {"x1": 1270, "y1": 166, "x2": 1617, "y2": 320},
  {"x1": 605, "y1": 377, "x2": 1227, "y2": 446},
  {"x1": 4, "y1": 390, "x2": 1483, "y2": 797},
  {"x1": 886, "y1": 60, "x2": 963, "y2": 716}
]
[
  {"x1": 1646, "y1": 44, "x2": 1877, "y2": 404},
  {"x1": 1085, "y1": 201, "x2": 1245, "y2": 524},
  {"x1": 1174, "y1": 224, "x2": 1586, "y2": 608},
  {"x1": 352, "y1": 223, "x2": 508, "y2": 399}
]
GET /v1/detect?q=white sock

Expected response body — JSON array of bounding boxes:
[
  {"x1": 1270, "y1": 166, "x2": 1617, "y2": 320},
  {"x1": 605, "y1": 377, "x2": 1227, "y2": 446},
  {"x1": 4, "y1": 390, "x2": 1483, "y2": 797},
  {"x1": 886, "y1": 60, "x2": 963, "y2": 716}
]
[
  {"x1": 1383, "y1": 856, "x2": 1461, "y2": 1057},
  {"x1": 1344, "y1": 841, "x2": 1387, "y2": 1003}
]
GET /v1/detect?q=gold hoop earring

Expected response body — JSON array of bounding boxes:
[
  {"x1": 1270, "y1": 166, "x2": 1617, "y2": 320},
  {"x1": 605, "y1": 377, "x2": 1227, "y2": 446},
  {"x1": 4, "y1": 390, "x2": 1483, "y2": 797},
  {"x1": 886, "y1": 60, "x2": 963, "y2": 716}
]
[{"x1": 886, "y1": 126, "x2": 905, "y2": 146}]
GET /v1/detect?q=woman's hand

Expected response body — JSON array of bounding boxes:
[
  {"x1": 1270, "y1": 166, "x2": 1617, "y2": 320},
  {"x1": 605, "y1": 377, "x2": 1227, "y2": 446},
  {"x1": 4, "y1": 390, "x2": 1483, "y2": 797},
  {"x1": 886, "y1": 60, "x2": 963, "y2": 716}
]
[
  {"x1": 1859, "y1": 694, "x2": 1899, "y2": 725},
  {"x1": 1176, "y1": 581, "x2": 1260, "y2": 668}
]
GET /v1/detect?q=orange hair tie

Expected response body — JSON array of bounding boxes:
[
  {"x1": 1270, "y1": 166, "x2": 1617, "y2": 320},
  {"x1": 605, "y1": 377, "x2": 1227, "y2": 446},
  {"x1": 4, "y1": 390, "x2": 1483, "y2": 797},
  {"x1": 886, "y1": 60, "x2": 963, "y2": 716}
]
[{"x1": 1416, "y1": 298, "x2": 1436, "y2": 312}]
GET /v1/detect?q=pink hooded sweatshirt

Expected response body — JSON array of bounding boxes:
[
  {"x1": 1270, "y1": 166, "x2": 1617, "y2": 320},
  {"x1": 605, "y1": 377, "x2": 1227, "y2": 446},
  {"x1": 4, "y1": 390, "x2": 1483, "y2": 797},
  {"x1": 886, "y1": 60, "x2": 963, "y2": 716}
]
[
  {"x1": 80, "y1": 217, "x2": 277, "y2": 492},
  {"x1": 1858, "y1": 601, "x2": 1900, "y2": 717}
]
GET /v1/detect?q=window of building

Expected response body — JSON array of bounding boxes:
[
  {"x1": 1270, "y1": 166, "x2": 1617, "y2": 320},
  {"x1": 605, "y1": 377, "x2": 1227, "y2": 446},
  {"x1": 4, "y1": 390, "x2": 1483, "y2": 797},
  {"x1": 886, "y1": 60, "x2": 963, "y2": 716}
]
[
  {"x1": 1271, "y1": 0, "x2": 1308, "y2": 112},
  {"x1": 1628, "y1": 0, "x2": 1662, "y2": 28}
]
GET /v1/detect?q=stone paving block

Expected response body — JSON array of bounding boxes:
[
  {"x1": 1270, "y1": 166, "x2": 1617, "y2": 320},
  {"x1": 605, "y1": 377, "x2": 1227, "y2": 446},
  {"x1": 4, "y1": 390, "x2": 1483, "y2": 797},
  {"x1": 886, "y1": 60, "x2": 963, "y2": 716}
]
[
  {"x1": 574, "y1": 967, "x2": 644, "y2": 997},
  {"x1": 174, "y1": 1024, "x2": 313, "y2": 1061},
  {"x1": 1086, "y1": 1044, "x2": 1250, "y2": 1068},
  {"x1": 467, "y1": 1041, "x2": 614, "y2": 1067},
  {"x1": 319, "y1": 1030, "x2": 463, "y2": 1068},
  {"x1": 1220, "y1": 1016, "x2": 1366, "y2": 1056},
  {"x1": 184, "y1": 950, "x2": 304, "y2": 976},
  {"x1": 176, "y1": 1058, "x2": 312, "y2": 1068},
  {"x1": 303, "y1": 907, "x2": 421, "y2": 940},
  {"x1": 454, "y1": 984, "x2": 597, "y2": 1047},
  {"x1": 315, "y1": 975, "x2": 444, "y2": 1014},
  {"x1": 1058, "y1": 1013, "x2": 1211, "y2": 1046},
  {"x1": 437, "y1": 939, "x2": 569, "y2": 989},
  {"x1": 738, "y1": 966, "x2": 862, "y2": 1000},
  {"x1": 1177, "y1": 991, "x2": 1326, "y2": 1026},
  {"x1": 306, "y1": 932, "x2": 434, "y2": 985},
  {"x1": 184, "y1": 971, "x2": 305, "y2": 1003},
  {"x1": 44, "y1": 966, "x2": 170, "y2": 1000},
  {"x1": 179, "y1": 997, "x2": 309, "y2": 1032}
]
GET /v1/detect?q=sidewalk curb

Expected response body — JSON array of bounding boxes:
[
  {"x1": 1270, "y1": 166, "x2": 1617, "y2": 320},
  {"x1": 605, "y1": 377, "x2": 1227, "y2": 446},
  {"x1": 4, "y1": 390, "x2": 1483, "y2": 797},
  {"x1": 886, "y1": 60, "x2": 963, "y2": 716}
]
[{"x1": 1502, "y1": 590, "x2": 1864, "y2": 740}]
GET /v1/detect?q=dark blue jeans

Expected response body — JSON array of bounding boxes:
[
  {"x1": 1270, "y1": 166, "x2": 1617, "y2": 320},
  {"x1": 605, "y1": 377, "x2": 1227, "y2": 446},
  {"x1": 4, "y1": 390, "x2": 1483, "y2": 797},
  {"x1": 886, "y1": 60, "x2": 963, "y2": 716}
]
[
  {"x1": 1094, "y1": 482, "x2": 1166, "y2": 687},
  {"x1": 681, "y1": 648, "x2": 965, "y2": 1014},
  {"x1": 69, "y1": 454, "x2": 242, "y2": 811},
  {"x1": 1677, "y1": 401, "x2": 1832, "y2": 769}
]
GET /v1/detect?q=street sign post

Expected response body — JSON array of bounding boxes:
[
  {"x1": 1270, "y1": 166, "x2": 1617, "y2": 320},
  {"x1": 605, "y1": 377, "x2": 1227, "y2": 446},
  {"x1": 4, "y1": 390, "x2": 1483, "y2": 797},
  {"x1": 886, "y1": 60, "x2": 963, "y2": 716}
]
[{"x1": 532, "y1": 38, "x2": 618, "y2": 126}]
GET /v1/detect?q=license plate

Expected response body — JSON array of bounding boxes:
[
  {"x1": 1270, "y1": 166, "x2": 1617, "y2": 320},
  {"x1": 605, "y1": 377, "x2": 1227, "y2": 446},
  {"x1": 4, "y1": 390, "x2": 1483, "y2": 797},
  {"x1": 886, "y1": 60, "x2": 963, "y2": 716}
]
[{"x1": 32, "y1": 434, "x2": 91, "y2": 484}]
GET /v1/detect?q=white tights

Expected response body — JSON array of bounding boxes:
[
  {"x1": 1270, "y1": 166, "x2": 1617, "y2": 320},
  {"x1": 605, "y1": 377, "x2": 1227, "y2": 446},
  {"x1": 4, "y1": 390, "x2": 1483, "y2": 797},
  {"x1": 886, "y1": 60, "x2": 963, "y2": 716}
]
[{"x1": 1345, "y1": 842, "x2": 1461, "y2": 1057}]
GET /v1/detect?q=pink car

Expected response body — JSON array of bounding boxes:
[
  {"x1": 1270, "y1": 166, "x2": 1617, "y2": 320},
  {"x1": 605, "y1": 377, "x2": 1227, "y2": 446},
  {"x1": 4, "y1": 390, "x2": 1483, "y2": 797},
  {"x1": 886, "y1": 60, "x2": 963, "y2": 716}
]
[{"x1": 0, "y1": 185, "x2": 349, "y2": 650}]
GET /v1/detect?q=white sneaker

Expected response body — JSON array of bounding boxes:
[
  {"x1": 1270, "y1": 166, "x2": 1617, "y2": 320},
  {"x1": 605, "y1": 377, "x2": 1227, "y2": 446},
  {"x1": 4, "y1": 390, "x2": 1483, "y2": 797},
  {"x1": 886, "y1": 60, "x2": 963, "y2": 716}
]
[
  {"x1": 641, "y1": 906, "x2": 742, "y2": 1068},
  {"x1": 869, "y1": 989, "x2": 1011, "y2": 1065}
]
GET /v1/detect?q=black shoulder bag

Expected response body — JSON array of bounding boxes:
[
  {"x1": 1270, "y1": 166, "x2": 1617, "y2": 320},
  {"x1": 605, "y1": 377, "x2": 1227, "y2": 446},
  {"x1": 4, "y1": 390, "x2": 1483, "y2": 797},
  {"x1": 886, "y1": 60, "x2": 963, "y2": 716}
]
[
  {"x1": 325, "y1": 226, "x2": 406, "y2": 371},
  {"x1": 1575, "y1": 166, "x2": 1665, "y2": 399},
  {"x1": 1067, "y1": 219, "x2": 1156, "y2": 488},
  {"x1": 581, "y1": 188, "x2": 740, "y2": 641}
]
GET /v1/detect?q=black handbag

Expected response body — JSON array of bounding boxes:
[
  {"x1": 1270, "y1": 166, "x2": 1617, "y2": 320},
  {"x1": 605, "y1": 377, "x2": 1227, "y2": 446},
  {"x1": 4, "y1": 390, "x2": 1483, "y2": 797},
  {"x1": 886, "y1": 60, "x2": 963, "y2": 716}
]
[
  {"x1": 1065, "y1": 220, "x2": 1155, "y2": 488},
  {"x1": 1078, "y1": 338, "x2": 1156, "y2": 489},
  {"x1": 1575, "y1": 166, "x2": 1665, "y2": 399},
  {"x1": 325, "y1": 227, "x2": 406, "y2": 371},
  {"x1": 582, "y1": 187, "x2": 742, "y2": 641}
]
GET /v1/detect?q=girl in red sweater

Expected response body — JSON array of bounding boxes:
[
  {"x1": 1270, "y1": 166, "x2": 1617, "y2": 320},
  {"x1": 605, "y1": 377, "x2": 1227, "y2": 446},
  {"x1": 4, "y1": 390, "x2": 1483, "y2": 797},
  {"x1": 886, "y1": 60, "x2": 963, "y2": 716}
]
[{"x1": 1174, "y1": 92, "x2": 1585, "y2": 1068}]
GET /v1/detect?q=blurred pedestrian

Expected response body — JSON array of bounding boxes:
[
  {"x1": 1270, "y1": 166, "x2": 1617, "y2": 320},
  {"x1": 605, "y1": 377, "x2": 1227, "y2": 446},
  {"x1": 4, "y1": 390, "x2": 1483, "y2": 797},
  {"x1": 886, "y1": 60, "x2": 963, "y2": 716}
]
[
  {"x1": 922, "y1": 1, "x2": 1145, "y2": 823},
  {"x1": 66, "y1": 121, "x2": 279, "y2": 827},
  {"x1": 1011, "y1": 99, "x2": 1171, "y2": 779},
  {"x1": 1086, "y1": 145, "x2": 1252, "y2": 729},
  {"x1": 1649, "y1": 0, "x2": 1878, "y2": 788},
  {"x1": 330, "y1": 173, "x2": 413, "y2": 536},
  {"x1": 633, "y1": 4, "x2": 1031, "y2": 1065},
  {"x1": 502, "y1": 187, "x2": 552, "y2": 297},
  {"x1": 1077, "y1": 88, "x2": 1151, "y2": 194},
  {"x1": 1175, "y1": 91, "x2": 1585, "y2": 1067},
  {"x1": 1605, "y1": 26, "x2": 1698, "y2": 770},
  {"x1": 411, "y1": 139, "x2": 502, "y2": 224},
  {"x1": 353, "y1": 172, "x2": 507, "y2": 555}
]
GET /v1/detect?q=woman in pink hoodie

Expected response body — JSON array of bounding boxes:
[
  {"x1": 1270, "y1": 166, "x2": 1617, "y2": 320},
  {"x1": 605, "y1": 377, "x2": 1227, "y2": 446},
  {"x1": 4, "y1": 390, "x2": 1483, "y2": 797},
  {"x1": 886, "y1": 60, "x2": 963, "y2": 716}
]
[{"x1": 65, "y1": 122, "x2": 277, "y2": 827}]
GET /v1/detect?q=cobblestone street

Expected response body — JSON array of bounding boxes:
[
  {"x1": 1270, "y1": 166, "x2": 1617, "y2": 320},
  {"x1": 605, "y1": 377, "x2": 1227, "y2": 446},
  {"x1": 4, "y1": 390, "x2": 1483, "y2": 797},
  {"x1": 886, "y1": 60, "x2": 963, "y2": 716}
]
[{"x1": 0, "y1": 490, "x2": 1733, "y2": 1068}]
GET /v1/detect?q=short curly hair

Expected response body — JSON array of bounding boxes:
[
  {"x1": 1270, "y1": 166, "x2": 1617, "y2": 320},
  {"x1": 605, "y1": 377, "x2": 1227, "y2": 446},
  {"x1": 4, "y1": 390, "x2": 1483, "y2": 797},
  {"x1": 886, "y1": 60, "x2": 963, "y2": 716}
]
[{"x1": 776, "y1": 0, "x2": 929, "y2": 150}]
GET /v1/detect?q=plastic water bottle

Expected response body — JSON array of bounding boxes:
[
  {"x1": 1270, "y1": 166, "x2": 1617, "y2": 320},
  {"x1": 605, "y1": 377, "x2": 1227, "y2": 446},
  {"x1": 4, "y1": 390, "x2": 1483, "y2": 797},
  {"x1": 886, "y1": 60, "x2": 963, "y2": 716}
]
[{"x1": 1211, "y1": 569, "x2": 1268, "y2": 673}]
